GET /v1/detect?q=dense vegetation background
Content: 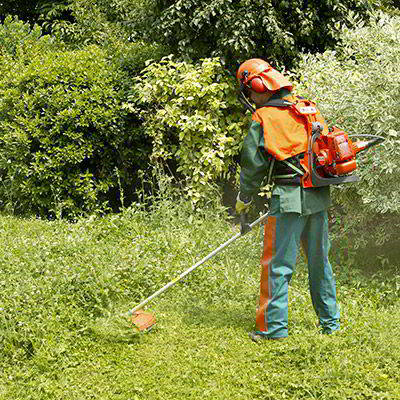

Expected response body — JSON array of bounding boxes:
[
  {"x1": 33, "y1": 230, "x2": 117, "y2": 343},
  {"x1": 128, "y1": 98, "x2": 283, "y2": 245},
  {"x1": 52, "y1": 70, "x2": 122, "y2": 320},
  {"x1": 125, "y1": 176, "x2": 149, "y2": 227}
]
[
  {"x1": 1, "y1": 0, "x2": 399, "y2": 256},
  {"x1": 1, "y1": 1, "x2": 400, "y2": 398},
  {"x1": 0, "y1": 0, "x2": 397, "y2": 215}
]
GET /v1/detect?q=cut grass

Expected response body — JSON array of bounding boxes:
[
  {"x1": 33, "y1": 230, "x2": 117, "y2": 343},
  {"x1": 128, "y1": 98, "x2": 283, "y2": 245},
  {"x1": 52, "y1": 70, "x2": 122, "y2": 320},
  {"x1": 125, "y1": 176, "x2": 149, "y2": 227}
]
[{"x1": 1, "y1": 202, "x2": 400, "y2": 399}]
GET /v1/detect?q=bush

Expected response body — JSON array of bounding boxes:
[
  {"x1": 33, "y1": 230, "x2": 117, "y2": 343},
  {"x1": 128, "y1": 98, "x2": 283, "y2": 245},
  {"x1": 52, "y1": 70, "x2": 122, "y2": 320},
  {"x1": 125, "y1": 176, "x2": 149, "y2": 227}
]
[
  {"x1": 126, "y1": 56, "x2": 249, "y2": 205},
  {"x1": 0, "y1": 17, "x2": 135, "y2": 217},
  {"x1": 294, "y1": 11, "x2": 400, "y2": 260}
]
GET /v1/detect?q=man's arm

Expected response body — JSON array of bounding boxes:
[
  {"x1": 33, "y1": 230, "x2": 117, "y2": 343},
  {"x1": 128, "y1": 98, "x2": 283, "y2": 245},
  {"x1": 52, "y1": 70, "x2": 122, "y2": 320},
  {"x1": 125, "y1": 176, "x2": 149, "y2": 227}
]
[{"x1": 239, "y1": 120, "x2": 273, "y2": 201}]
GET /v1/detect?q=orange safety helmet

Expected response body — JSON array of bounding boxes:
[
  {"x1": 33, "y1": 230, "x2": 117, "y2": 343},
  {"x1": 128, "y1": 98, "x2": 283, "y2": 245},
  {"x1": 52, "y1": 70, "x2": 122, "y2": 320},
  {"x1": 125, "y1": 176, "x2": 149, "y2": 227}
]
[{"x1": 236, "y1": 58, "x2": 293, "y2": 93}]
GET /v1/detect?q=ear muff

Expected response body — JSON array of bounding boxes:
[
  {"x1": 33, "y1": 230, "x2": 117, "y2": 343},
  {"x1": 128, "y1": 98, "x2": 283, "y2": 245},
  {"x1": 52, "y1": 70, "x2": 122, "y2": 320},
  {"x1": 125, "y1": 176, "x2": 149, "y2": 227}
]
[{"x1": 248, "y1": 77, "x2": 266, "y2": 93}]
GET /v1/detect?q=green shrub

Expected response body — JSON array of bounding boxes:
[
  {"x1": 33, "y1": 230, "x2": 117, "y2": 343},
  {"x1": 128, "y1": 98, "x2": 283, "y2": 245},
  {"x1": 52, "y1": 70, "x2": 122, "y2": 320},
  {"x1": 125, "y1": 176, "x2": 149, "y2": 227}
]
[
  {"x1": 126, "y1": 56, "x2": 249, "y2": 205},
  {"x1": 0, "y1": 17, "x2": 134, "y2": 217},
  {"x1": 0, "y1": 15, "x2": 53, "y2": 57},
  {"x1": 109, "y1": 40, "x2": 167, "y2": 75},
  {"x1": 294, "y1": 11, "x2": 400, "y2": 260}
]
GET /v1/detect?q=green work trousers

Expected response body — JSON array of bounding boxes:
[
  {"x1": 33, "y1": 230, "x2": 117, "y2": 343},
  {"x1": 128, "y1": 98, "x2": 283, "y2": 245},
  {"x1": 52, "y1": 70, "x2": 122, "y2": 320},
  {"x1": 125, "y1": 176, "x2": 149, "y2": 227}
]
[{"x1": 256, "y1": 198, "x2": 340, "y2": 338}]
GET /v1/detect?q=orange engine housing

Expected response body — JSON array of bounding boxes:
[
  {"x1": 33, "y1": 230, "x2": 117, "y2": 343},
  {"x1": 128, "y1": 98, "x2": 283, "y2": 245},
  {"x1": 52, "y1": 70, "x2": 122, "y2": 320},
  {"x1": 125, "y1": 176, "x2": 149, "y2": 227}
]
[{"x1": 313, "y1": 126, "x2": 358, "y2": 177}]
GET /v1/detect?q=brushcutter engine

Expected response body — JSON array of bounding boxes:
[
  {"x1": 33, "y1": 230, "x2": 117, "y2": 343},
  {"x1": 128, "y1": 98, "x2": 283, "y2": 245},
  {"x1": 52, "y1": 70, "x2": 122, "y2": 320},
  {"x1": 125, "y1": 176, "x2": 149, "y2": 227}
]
[
  {"x1": 304, "y1": 123, "x2": 385, "y2": 187},
  {"x1": 316, "y1": 126, "x2": 362, "y2": 176}
]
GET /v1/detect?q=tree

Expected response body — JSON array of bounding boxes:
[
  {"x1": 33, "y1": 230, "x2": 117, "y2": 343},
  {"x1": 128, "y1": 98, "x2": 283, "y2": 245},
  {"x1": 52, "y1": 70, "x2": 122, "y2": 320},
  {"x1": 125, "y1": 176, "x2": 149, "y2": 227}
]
[
  {"x1": 147, "y1": 0, "x2": 376, "y2": 70},
  {"x1": 0, "y1": 0, "x2": 67, "y2": 24}
]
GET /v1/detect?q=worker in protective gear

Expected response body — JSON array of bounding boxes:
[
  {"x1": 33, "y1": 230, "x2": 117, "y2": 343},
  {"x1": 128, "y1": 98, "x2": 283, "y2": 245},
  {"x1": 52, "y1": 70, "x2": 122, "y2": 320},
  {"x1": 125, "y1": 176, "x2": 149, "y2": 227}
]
[{"x1": 235, "y1": 58, "x2": 340, "y2": 341}]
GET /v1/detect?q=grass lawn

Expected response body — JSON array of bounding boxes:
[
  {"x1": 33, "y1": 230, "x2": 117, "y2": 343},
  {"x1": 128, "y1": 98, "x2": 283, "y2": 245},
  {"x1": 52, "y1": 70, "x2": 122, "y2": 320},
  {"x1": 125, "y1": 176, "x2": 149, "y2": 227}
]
[{"x1": 1, "y1": 201, "x2": 400, "y2": 399}]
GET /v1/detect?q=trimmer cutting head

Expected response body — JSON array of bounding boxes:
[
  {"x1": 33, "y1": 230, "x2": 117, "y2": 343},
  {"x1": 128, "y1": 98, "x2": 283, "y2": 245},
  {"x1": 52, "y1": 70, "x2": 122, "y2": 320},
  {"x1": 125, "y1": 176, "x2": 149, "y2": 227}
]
[{"x1": 131, "y1": 310, "x2": 156, "y2": 332}]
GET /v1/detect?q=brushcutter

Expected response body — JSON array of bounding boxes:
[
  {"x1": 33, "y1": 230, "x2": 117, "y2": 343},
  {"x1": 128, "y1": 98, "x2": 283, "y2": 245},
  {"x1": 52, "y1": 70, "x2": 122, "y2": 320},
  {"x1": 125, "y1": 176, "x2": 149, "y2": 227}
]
[{"x1": 129, "y1": 211, "x2": 269, "y2": 331}]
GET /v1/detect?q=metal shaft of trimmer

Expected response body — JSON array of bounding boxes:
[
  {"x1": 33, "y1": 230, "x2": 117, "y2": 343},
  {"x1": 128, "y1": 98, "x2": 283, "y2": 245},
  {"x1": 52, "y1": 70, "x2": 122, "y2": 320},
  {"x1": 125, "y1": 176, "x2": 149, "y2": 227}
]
[{"x1": 129, "y1": 211, "x2": 269, "y2": 314}]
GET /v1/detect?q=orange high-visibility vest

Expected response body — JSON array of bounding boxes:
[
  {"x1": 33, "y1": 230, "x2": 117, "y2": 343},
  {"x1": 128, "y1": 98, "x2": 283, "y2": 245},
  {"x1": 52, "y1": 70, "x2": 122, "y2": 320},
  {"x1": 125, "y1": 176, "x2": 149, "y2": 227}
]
[{"x1": 252, "y1": 95, "x2": 328, "y2": 161}]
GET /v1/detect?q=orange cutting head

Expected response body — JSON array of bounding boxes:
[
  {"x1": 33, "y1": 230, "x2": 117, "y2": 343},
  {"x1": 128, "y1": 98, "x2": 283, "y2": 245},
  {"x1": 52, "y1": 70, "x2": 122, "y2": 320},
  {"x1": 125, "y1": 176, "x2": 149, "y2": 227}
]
[{"x1": 131, "y1": 310, "x2": 156, "y2": 332}]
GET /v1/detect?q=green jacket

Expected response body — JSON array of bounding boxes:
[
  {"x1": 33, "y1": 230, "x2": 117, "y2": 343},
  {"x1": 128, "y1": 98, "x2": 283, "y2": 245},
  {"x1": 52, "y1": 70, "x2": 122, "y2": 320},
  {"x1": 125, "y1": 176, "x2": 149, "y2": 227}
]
[{"x1": 239, "y1": 92, "x2": 331, "y2": 216}]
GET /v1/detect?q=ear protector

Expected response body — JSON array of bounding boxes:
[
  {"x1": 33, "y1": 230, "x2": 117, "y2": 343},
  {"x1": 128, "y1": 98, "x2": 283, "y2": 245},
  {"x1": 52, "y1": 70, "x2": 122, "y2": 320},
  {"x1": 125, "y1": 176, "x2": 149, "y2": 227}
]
[
  {"x1": 240, "y1": 70, "x2": 268, "y2": 93},
  {"x1": 247, "y1": 76, "x2": 267, "y2": 93}
]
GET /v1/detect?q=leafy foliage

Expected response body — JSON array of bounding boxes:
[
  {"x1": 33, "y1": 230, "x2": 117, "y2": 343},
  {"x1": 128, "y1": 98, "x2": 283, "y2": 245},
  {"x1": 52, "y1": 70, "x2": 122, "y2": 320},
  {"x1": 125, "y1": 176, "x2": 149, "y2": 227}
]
[
  {"x1": 5, "y1": 0, "x2": 382, "y2": 70},
  {"x1": 126, "y1": 56, "x2": 249, "y2": 205},
  {"x1": 0, "y1": 14, "x2": 53, "y2": 56},
  {"x1": 151, "y1": 0, "x2": 376, "y2": 69},
  {"x1": 39, "y1": 1, "x2": 168, "y2": 85},
  {"x1": 294, "y1": 11, "x2": 400, "y2": 257},
  {"x1": 375, "y1": 0, "x2": 400, "y2": 14},
  {"x1": 0, "y1": 17, "x2": 136, "y2": 217}
]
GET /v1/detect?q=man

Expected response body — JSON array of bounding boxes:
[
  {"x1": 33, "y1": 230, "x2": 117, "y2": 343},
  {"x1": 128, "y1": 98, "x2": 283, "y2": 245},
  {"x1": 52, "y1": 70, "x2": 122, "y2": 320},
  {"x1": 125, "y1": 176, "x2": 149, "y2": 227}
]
[{"x1": 235, "y1": 58, "x2": 340, "y2": 341}]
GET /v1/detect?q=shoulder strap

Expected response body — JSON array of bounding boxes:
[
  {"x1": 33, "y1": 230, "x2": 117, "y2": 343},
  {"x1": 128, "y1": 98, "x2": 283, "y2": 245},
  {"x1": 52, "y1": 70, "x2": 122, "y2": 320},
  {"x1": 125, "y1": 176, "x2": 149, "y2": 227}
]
[{"x1": 258, "y1": 99, "x2": 293, "y2": 108}]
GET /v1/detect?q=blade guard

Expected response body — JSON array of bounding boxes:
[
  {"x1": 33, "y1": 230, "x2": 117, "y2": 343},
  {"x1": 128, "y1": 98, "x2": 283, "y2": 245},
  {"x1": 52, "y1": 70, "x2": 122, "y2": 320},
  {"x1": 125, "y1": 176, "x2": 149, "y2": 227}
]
[{"x1": 131, "y1": 310, "x2": 156, "y2": 332}]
